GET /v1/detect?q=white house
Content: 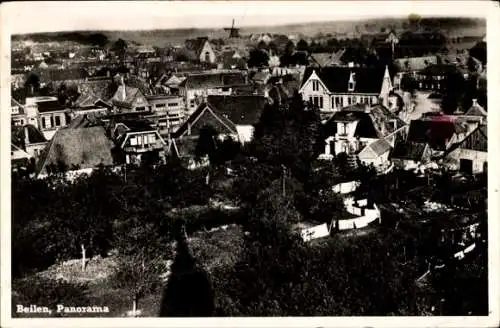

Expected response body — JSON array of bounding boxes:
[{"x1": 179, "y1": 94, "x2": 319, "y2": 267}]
[
  {"x1": 299, "y1": 66, "x2": 393, "y2": 113},
  {"x1": 319, "y1": 103, "x2": 407, "y2": 161},
  {"x1": 445, "y1": 124, "x2": 487, "y2": 174}
]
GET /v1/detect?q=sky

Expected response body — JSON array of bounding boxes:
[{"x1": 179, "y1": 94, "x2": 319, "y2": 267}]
[{"x1": 1, "y1": 1, "x2": 492, "y2": 35}]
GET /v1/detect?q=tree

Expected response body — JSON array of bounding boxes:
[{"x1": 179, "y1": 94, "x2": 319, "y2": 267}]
[
  {"x1": 25, "y1": 73, "x2": 40, "y2": 95},
  {"x1": 247, "y1": 49, "x2": 269, "y2": 68},
  {"x1": 251, "y1": 92, "x2": 322, "y2": 182},
  {"x1": 441, "y1": 70, "x2": 466, "y2": 114},
  {"x1": 112, "y1": 38, "x2": 128, "y2": 60},
  {"x1": 400, "y1": 74, "x2": 418, "y2": 94},
  {"x1": 284, "y1": 40, "x2": 295, "y2": 56},
  {"x1": 469, "y1": 41, "x2": 486, "y2": 66},
  {"x1": 112, "y1": 213, "x2": 170, "y2": 316},
  {"x1": 195, "y1": 125, "x2": 221, "y2": 165},
  {"x1": 296, "y1": 39, "x2": 309, "y2": 52},
  {"x1": 88, "y1": 33, "x2": 109, "y2": 48}
]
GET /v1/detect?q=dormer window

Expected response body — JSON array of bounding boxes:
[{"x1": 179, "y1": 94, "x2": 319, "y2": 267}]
[{"x1": 348, "y1": 72, "x2": 356, "y2": 92}]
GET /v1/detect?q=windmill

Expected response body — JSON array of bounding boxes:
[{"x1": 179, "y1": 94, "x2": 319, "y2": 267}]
[{"x1": 224, "y1": 19, "x2": 240, "y2": 38}]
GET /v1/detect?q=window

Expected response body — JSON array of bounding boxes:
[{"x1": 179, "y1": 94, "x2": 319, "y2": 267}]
[
  {"x1": 148, "y1": 134, "x2": 156, "y2": 144},
  {"x1": 312, "y1": 80, "x2": 319, "y2": 91},
  {"x1": 312, "y1": 96, "x2": 323, "y2": 108},
  {"x1": 136, "y1": 107, "x2": 146, "y2": 111},
  {"x1": 347, "y1": 97, "x2": 352, "y2": 105},
  {"x1": 348, "y1": 82, "x2": 355, "y2": 91},
  {"x1": 50, "y1": 116, "x2": 55, "y2": 128},
  {"x1": 309, "y1": 96, "x2": 313, "y2": 104},
  {"x1": 55, "y1": 115, "x2": 61, "y2": 127},
  {"x1": 130, "y1": 136, "x2": 138, "y2": 146},
  {"x1": 204, "y1": 51, "x2": 211, "y2": 62},
  {"x1": 156, "y1": 103, "x2": 166, "y2": 108},
  {"x1": 336, "y1": 97, "x2": 342, "y2": 108},
  {"x1": 168, "y1": 102, "x2": 179, "y2": 107}
]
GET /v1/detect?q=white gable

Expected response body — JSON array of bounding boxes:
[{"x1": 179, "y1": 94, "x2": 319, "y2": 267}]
[{"x1": 299, "y1": 70, "x2": 330, "y2": 94}]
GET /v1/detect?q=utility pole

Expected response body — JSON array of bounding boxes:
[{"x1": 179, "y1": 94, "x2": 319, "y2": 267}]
[{"x1": 281, "y1": 164, "x2": 286, "y2": 197}]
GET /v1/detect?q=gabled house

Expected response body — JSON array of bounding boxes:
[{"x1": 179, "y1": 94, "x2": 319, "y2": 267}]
[
  {"x1": 171, "y1": 97, "x2": 246, "y2": 169},
  {"x1": 171, "y1": 102, "x2": 238, "y2": 141},
  {"x1": 465, "y1": 99, "x2": 487, "y2": 120},
  {"x1": 74, "y1": 77, "x2": 116, "y2": 108},
  {"x1": 185, "y1": 37, "x2": 216, "y2": 63},
  {"x1": 179, "y1": 72, "x2": 248, "y2": 114},
  {"x1": 217, "y1": 50, "x2": 247, "y2": 70},
  {"x1": 391, "y1": 141, "x2": 432, "y2": 170},
  {"x1": 445, "y1": 124, "x2": 487, "y2": 174},
  {"x1": 205, "y1": 95, "x2": 268, "y2": 143},
  {"x1": 36, "y1": 125, "x2": 115, "y2": 178},
  {"x1": 108, "y1": 119, "x2": 167, "y2": 165},
  {"x1": 406, "y1": 116, "x2": 468, "y2": 154},
  {"x1": 391, "y1": 116, "x2": 469, "y2": 169},
  {"x1": 299, "y1": 66, "x2": 393, "y2": 113},
  {"x1": 111, "y1": 85, "x2": 150, "y2": 113},
  {"x1": 319, "y1": 103, "x2": 407, "y2": 165}
]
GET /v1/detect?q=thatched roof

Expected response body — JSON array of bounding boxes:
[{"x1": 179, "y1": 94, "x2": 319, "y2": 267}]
[{"x1": 36, "y1": 126, "x2": 115, "y2": 176}]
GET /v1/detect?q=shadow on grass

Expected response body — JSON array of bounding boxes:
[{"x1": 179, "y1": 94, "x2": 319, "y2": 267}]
[{"x1": 158, "y1": 235, "x2": 214, "y2": 317}]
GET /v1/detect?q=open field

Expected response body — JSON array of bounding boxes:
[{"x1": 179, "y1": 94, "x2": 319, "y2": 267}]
[
  {"x1": 12, "y1": 225, "x2": 244, "y2": 318},
  {"x1": 12, "y1": 17, "x2": 485, "y2": 48}
]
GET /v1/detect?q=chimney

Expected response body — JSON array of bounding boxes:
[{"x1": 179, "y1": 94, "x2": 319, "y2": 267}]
[
  {"x1": 24, "y1": 125, "x2": 30, "y2": 148},
  {"x1": 472, "y1": 98, "x2": 478, "y2": 107}
]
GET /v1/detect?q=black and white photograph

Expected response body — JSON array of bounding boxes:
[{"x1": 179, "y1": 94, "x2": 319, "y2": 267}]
[{"x1": 1, "y1": 1, "x2": 499, "y2": 327}]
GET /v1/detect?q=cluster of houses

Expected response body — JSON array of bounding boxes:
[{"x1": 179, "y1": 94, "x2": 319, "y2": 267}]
[{"x1": 11, "y1": 28, "x2": 487, "y2": 182}]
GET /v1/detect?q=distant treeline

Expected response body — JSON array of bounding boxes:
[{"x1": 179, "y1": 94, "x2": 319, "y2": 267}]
[{"x1": 12, "y1": 32, "x2": 110, "y2": 47}]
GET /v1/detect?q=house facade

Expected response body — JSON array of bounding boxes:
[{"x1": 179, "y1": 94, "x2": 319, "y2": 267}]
[
  {"x1": 179, "y1": 72, "x2": 247, "y2": 114},
  {"x1": 27, "y1": 97, "x2": 70, "y2": 140},
  {"x1": 110, "y1": 119, "x2": 167, "y2": 165},
  {"x1": 445, "y1": 124, "x2": 487, "y2": 174},
  {"x1": 299, "y1": 66, "x2": 393, "y2": 113},
  {"x1": 111, "y1": 85, "x2": 150, "y2": 112},
  {"x1": 319, "y1": 104, "x2": 407, "y2": 165},
  {"x1": 145, "y1": 95, "x2": 186, "y2": 134},
  {"x1": 205, "y1": 95, "x2": 268, "y2": 143},
  {"x1": 414, "y1": 64, "x2": 462, "y2": 91},
  {"x1": 185, "y1": 37, "x2": 217, "y2": 63}
]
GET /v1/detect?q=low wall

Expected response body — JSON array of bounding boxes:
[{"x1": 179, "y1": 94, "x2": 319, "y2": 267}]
[
  {"x1": 334, "y1": 204, "x2": 381, "y2": 231},
  {"x1": 300, "y1": 223, "x2": 330, "y2": 242},
  {"x1": 332, "y1": 181, "x2": 360, "y2": 194}
]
